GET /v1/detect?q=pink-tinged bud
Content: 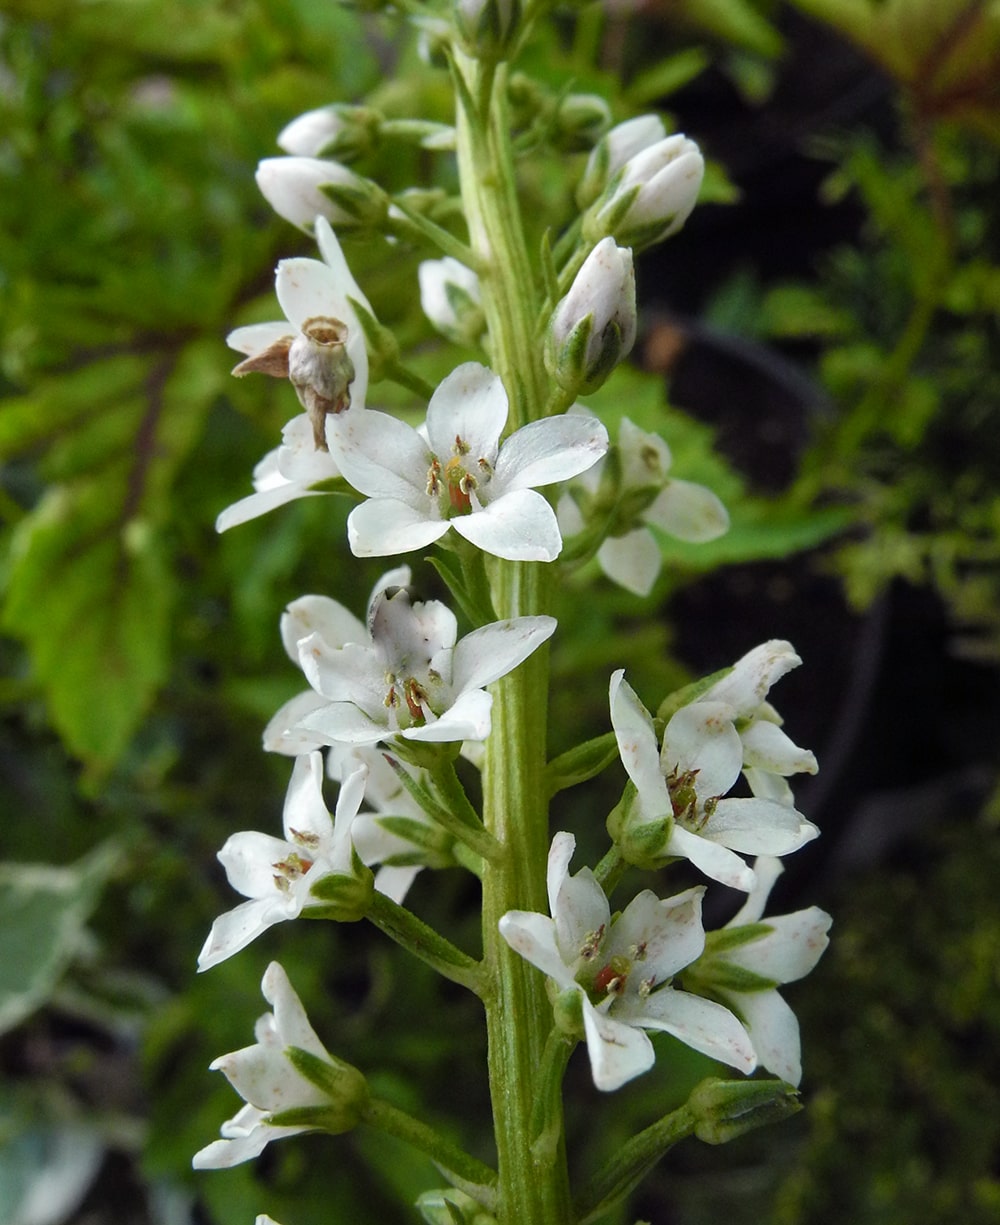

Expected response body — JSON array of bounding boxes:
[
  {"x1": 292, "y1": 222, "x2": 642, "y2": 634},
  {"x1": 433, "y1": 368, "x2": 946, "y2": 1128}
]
[
  {"x1": 545, "y1": 238, "x2": 637, "y2": 395},
  {"x1": 576, "y1": 113, "x2": 667, "y2": 208},
  {"x1": 256, "y1": 157, "x2": 388, "y2": 232},
  {"x1": 584, "y1": 134, "x2": 704, "y2": 251}
]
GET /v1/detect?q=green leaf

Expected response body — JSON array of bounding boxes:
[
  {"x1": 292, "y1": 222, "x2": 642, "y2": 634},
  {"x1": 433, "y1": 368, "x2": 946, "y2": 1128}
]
[{"x1": 0, "y1": 844, "x2": 117, "y2": 1036}]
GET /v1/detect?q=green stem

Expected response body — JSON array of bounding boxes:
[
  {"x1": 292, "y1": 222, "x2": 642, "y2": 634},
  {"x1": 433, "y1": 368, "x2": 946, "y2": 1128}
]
[
  {"x1": 363, "y1": 1096, "x2": 498, "y2": 1204},
  {"x1": 454, "y1": 48, "x2": 573, "y2": 1225},
  {"x1": 366, "y1": 889, "x2": 484, "y2": 995}
]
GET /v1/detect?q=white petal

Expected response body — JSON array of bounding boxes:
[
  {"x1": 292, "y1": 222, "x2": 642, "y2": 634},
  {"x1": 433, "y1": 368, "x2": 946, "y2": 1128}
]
[
  {"x1": 373, "y1": 864, "x2": 421, "y2": 904},
  {"x1": 192, "y1": 1130, "x2": 275, "y2": 1169},
  {"x1": 218, "y1": 831, "x2": 299, "y2": 898},
  {"x1": 227, "y1": 320, "x2": 294, "y2": 357},
  {"x1": 347, "y1": 498, "x2": 449, "y2": 557},
  {"x1": 667, "y1": 825, "x2": 756, "y2": 892},
  {"x1": 276, "y1": 258, "x2": 350, "y2": 333},
  {"x1": 545, "y1": 831, "x2": 577, "y2": 919},
  {"x1": 597, "y1": 528, "x2": 661, "y2": 596},
  {"x1": 628, "y1": 989, "x2": 756, "y2": 1073},
  {"x1": 274, "y1": 414, "x2": 344, "y2": 483},
  {"x1": 297, "y1": 637, "x2": 384, "y2": 711},
  {"x1": 609, "y1": 671, "x2": 671, "y2": 817},
  {"x1": 264, "y1": 961, "x2": 331, "y2": 1058},
  {"x1": 732, "y1": 989, "x2": 802, "y2": 1085},
  {"x1": 493, "y1": 414, "x2": 608, "y2": 492},
  {"x1": 315, "y1": 216, "x2": 374, "y2": 314},
  {"x1": 263, "y1": 689, "x2": 331, "y2": 755},
  {"x1": 216, "y1": 481, "x2": 322, "y2": 533},
  {"x1": 451, "y1": 615, "x2": 557, "y2": 693},
  {"x1": 643, "y1": 479, "x2": 729, "y2": 542},
  {"x1": 297, "y1": 700, "x2": 387, "y2": 745},
  {"x1": 553, "y1": 865, "x2": 609, "y2": 966},
  {"x1": 702, "y1": 640, "x2": 801, "y2": 715},
  {"x1": 582, "y1": 998, "x2": 656, "y2": 1092},
  {"x1": 728, "y1": 855, "x2": 784, "y2": 926},
  {"x1": 705, "y1": 798, "x2": 819, "y2": 855},
  {"x1": 499, "y1": 911, "x2": 576, "y2": 990},
  {"x1": 328, "y1": 410, "x2": 430, "y2": 503},
  {"x1": 727, "y1": 907, "x2": 831, "y2": 983},
  {"x1": 606, "y1": 888, "x2": 704, "y2": 982},
  {"x1": 425, "y1": 363, "x2": 507, "y2": 459},
  {"x1": 744, "y1": 768, "x2": 795, "y2": 806},
  {"x1": 328, "y1": 762, "x2": 368, "y2": 868},
  {"x1": 281, "y1": 595, "x2": 366, "y2": 663},
  {"x1": 452, "y1": 489, "x2": 562, "y2": 561},
  {"x1": 661, "y1": 702, "x2": 743, "y2": 798},
  {"x1": 282, "y1": 752, "x2": 335, "y2": 846},
  {"x1": 197, "y1": 898, "x2": 287, "y2": 972},
  {"x1": 403, "y1": 687, "x2": 493, "y2": 742},
  {"x1": 741, "y1": 719, "x2": 817, "y2": 776}
]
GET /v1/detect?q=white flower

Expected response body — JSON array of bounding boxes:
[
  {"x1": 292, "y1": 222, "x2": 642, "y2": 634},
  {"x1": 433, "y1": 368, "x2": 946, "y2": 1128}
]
[
  {"x1": 499, "y1": 833, "x2": 755, "y2": 1091},
  {"x1": 577, "y1": 114, "x2": 668, "y2": 208},
  {"x1": 328, "y1": 362, "x2": 608, "y2": 562},
  {"x1": 193, "y1": 963, "x2": 367, "y2": 1168},
  {"x1": 328, "y1": 742, "x2": 437, "y2": 904},
  {"x1": 609, "y1": 649, "x2": 818, "y2": 892},
  {"x1": 218, "y1": 218, "x2": 370, "y2": 531},
  {"x1": 686, "y1": 857, "x2": 831, "y2": 1086},
  {"x1": 277, "y1": 104, "x2": 378, "y2": 161},
  {"x1": 256, "y1": 156, "x2": 386, "y2": 232},
  {"x1": 558, "y1": 413, "x2": 728, "y2": 595},
  {"x1": 545, "y1": 238, "x2": 637, "y2": 396},
  {"x1": 585, "y1": 133, "x2": 704, "y2": 249},
  {"x1": 197, "y1": 752, "x2": 369, "y2": 972},
  {"x1": 269, "y1": 583, "x2": 556, "y2": 747},
  {"x1": 418, "y1": 257, "x2": 484, "y2": 346}
]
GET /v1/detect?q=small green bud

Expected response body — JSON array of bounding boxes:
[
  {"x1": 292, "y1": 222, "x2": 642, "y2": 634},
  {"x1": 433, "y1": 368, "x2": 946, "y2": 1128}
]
[
  {"x1": 688, "y1": 1076, "x2": 801, "y2": 1145},
  {"x1": 417, "y1": 1188, "x2": 497, "y2": 1225},
  {"x1": 554, "y1": 93, "x2": 612, "y2": 152},
  {"x1": 454, "y1": 0, "x2": 522, "y2": 61},
  {"x1": 551, "y1": 986, "x2": 584, "y2": 1038},
  {"x1": 277, "y1": 104, "x2": 382, "y2": 163},
  {"x1": 619, "y1": 814, "x2": 675, "y2": 868}
]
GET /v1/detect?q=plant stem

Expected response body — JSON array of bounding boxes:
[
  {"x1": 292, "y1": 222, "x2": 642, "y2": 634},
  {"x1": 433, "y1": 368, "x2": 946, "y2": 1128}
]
[
  {"x1": 367, "y1": 890, "x2": 484, "y2": 995},
  {"x1": 454, "y1": 49, "x2": 572, "y2": 1225}
]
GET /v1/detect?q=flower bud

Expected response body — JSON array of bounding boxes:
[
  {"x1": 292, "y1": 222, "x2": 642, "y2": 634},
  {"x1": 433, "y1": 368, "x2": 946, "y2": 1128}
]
[
  {"x1": 583, "y1": 134, "x2": 704, "y2": 251},
  {"x1": 688, "y1": 1077, "x2": 801, "y2": 1145},
  {"x1": 454, "y1": 0, "x2": 521, "y2": 60},
  {"x1": 576, "y1": 114, "x2": 667, "y2": 209},
  {"x1": 256, "y1": 157, "x2": 388, "y2": 232},
  {"x1": 417, "y1": 1189, "x2": 497, "y2": 1225},
  {"x1": 554, "y1": 92, "x2": 612, "y2": 152},
  {"x1": 277, "y1": 104, "x2": 381, "y2": 163},
  {"x1": 545, "y1": 238, "x2": 636, "y2": 396},
  {"x1": 418, "y1": 257, "x2": 485, "y2": 346}
]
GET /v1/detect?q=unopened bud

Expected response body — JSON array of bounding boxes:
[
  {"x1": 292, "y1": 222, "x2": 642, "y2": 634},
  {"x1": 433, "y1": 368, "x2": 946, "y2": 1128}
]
[
  {"x1": 688, "y1": 1077, "x2": 801, "y2": 1145},
  {"x1": 576, "y1": 114, "x2": 667, "y2": 209},
  {"x1": 256, "y1": 157, "x2": 388, "y2": 232},
  {"x1": 277, "y1": 104, "x2": 382, "y2": 162},
  {"x1": 583, "y1": 134, "x2": 704, "y2": 251},
  {"x1": 419, "y1": 257, "x2": 485, "y2": 347},
  {"x1": 417, "y1": 1188, "x2": 497, "y2": 1225},
  {"x1": 454, "y1": 0, "x2": 522, "y2": 60},
  {"x1": 554, "y1": 93, "x2": 612, "y2": 152},
  {"x1": 545, "y1": 238, "x2": 636, "y2": 396}
]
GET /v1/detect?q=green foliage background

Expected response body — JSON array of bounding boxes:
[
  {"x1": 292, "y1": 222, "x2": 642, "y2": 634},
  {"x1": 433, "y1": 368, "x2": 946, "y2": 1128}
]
[{"x1": 1, "y1": 1, "x2": 998, "y2": 1223}]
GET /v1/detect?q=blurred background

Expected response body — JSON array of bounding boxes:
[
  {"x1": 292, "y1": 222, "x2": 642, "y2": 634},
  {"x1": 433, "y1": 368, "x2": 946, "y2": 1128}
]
[{"x1": 1, "y1": 1, "x2": 998, "y2": 1222}]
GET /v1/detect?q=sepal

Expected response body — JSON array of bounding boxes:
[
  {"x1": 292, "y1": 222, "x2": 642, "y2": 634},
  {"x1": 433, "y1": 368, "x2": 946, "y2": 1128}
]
[
  {"x1": 417, "y1": 1188, "x2": 497, "y2": 1225},
  {"x1": 688, "y1": 1076, "x2": 801, "y2": 1145},
  {"x1": 283, "y1": 1045, "x2": 369, "y2": 1129},
  {"x1": 306, "y1": 856, "x2": 375, "y2": 920}
]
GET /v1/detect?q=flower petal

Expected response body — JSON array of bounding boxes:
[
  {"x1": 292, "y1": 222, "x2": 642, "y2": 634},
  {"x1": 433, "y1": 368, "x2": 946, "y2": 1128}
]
[
  {"x1": 702, "y1": 640, "x2": 801, "y2": 715},
  {"x1": 314, "y1": 216, "x2": 374, "y2": 315},
  {"x1": 582, "y1": 998, "x2": 656, "y2": 1091},
  {"x1": 263, "y1": 689, "x2": 331, "y2": 755},
  {"x1": 643, "y1": 479, "x2": 728, "y2": 543},
  {"x1": 740, "y1": 719, "x2": 818, "y2": 777},
  {"x1": 347, "y1": 497, "x2": 449, "y2": 557},
  {"x1": 197, "y1": 897, "x2": 288, "y2": 972},
  {"x1": 451, "y1": 615, "x2": 557, "y2": 693},
  {"x1": 704, "y1": 798, "x2": 818, "y2": 855},
  {"x1": 452, "y1": 488, "x2": 562, "y2": 561},
  {"x1": 667, "y1": 825, "x2": 756, "y2": 892},
  {"x1": 403, "y1": 686, "x2": 493, "y2": 742},
  {"x1": 328, "y1": 409, "x2": 431, "y2": 503},
  {"x1": 282, "y1": 752, "x2": 336, "y2": 846},
  {"x1": 425, "y1": 363, "x2": 507, "y2": 459},
  {"x1": 729, "y1": 988, "x2": 802, "y2": 1085},
  {"x1": 628, "y1": 988, "x2": 756, "y2": 1073},
  {"x1": 280, "y1": 595, "x2": 366, "y2": 664},
  {"x1": 609, "y1": 671, "x2": 671, "y2": 817},
  {"x1": 493, "y1": 414, "x2": 608, "y2": 492},
  {"x1": 726, "y1": 907, "x2": 831, "y2": 983},
  {"x1": 597, "y1": 528, "x2": 661, "y2": 596},
  {"x1": 606, "y1": 887, "x2": 705, "y2": 982},
  {"x1": 263, "y1": 961, "x2": 331, "y2": 1058},
  {"x1": 499, "y1": 911, "x2": 576, "y2": 990},
  {"x1": 227, "y1": 320, "x2": 295, "y2": 357},
  {"x1": 660, "y1": 701, "x2": 743, "y2": 798}
]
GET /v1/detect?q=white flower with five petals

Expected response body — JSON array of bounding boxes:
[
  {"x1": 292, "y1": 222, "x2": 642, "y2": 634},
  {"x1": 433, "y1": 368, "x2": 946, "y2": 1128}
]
[
  {"x1": 197, "y1": 751, "x2": 368, "y2": 972},
  {"x1": 500, "y1": 833, "x2": 755, "y2": 1091},
  {"x1": 217, "y1": 217, "x2": 370, "y2": 532},
  {"x1": 610, "y1": 644, "x2": 818, "y2": 892},
  {"x1": 193, "y1": 962, "x2": 367, "y2": 1169},
  {"x1": 269, "y1": 583, "x2": 555, "y2": 747},
  {"x1": 683, "y1": 856, "x2": 831, "y2": 1086},
  {"x1": 327, "y1": 362, "x2": 608, "y2": 562}
]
